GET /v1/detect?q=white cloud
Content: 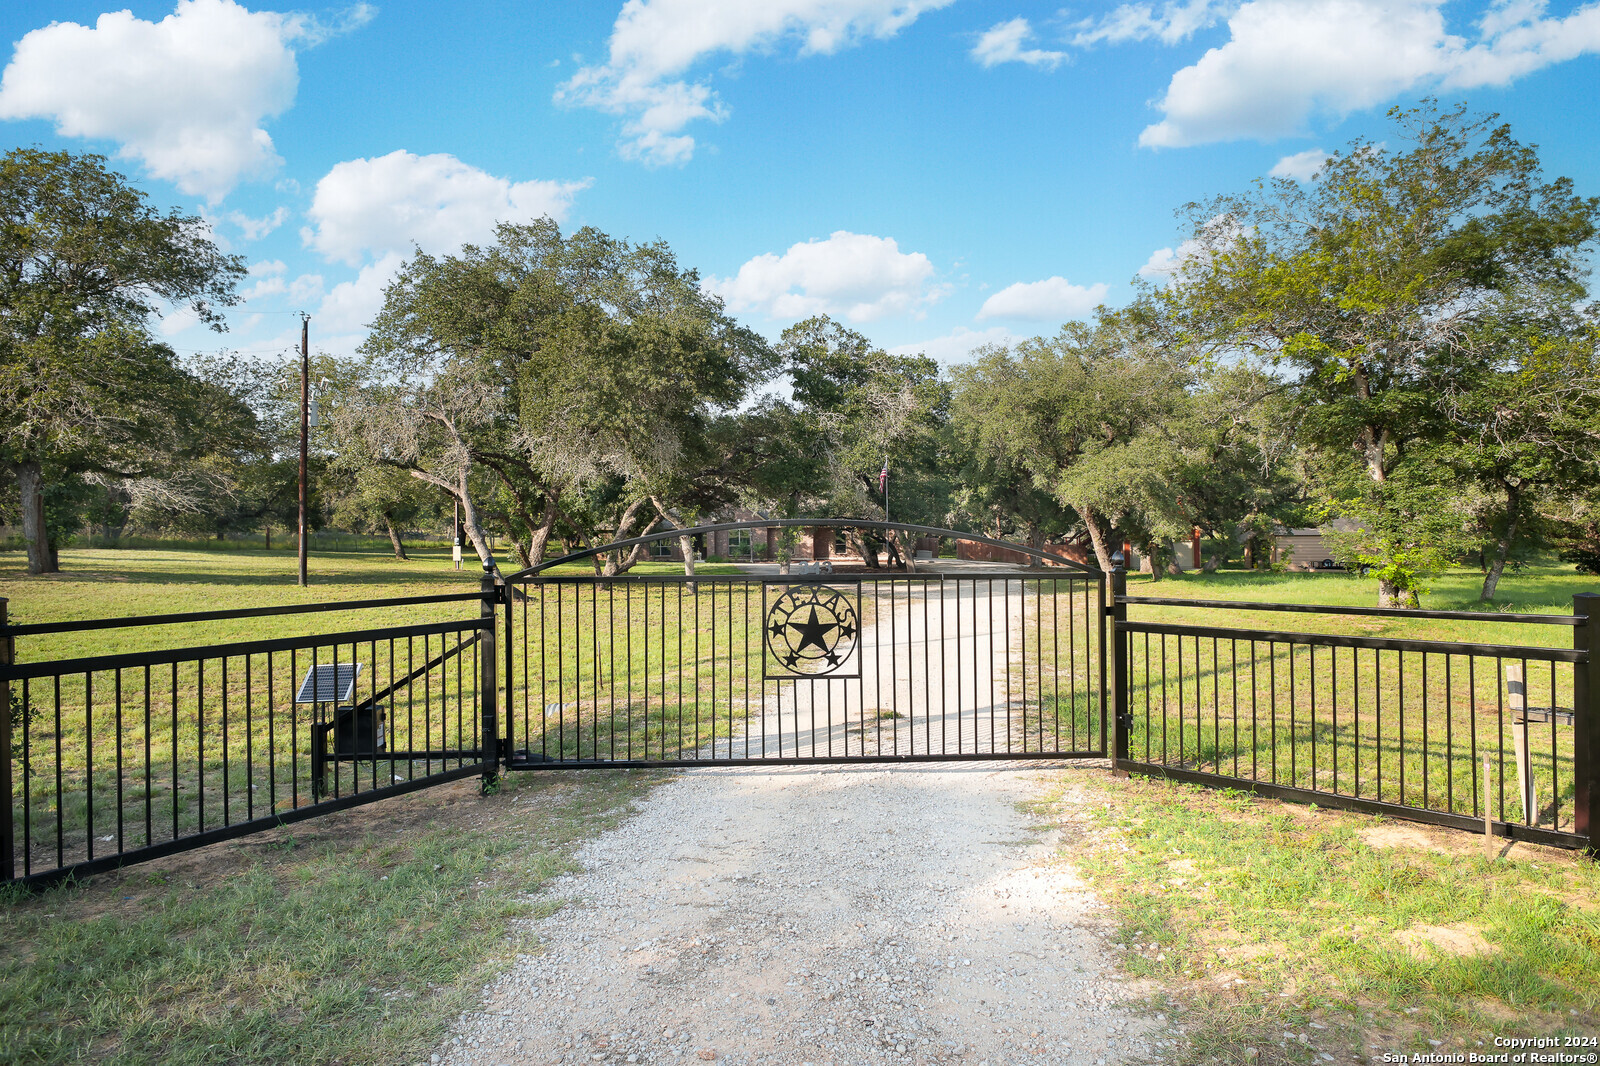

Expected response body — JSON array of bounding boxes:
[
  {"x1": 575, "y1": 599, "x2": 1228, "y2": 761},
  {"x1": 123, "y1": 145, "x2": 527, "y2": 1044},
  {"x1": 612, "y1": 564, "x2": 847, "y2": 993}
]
[
  {"x1": 971, "y1": 18, "x2": 1065, "y2": 69},
  {"x1": 0, "y1": 0, "x2": 373, "y2": 200},
  {"x1": 707, "y1": 231, "x2": 940, "y2": 323},
  {"x1": 557, "y1": 0, "x2": 954, "y2": 165},
  {"x1": 229, "y1": 205, "x2": 290, "y2": 241},
  {"x1": 1269, "y1": 147, "x2": 1330, "y2": 181},
  {"x1": 315, "y1": 252, "x2": 403, "y2": 336},
  {"x1": 1138, "y1": 245, "x2": 1188, "y2": 279},
  {"x1": 1138, "y1": 213, "x2": 1243, "y2": 281},
  {"x1": 1137, "y1": 0, "x2": 1600, "y2": 148},
  {"x1": 239, "y1": 259, "x2": 324, "y2": 305},
  {"x1": 976, "y1": 276, "x2": 1108, "y2": 321},
  {"x1": 304, "y1": 150, "x2": 590, "y2": 266},
  {"x1": 890, "y1": 325, "x2": 1019, "y2": 364},
  {"x1": 241, "y1": 259, "x2": 287, "y2": 301},
  {"x1": 1072, "y1": 0, "x2": 1228, "y2": 47}
]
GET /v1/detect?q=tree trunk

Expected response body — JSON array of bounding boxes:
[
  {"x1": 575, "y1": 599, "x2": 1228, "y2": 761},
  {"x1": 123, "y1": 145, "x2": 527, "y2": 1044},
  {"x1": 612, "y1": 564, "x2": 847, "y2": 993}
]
[
  {"x1": 408, "y1": 466, "x2": 511, "y2": 590},
  {"x1": 649, "y1": 497, "x2": 696, "y2": 591},
  {"x1": 17, "y1": 462, "x2": 58, "y2": 574},
  {"x1": 1080, "y1": 504, "x2": 1114, "y2": 573},
  {"x1": 383, "y1": 514, "x2": 409, "y2": 560},
  {"x1": 603, "y1": 499, "x2": 654, "y2": 576},
  {"x1": 264, "y1": 526, "x2": 271, "y2": 551},
  {"x1": 677, "y1": 535, "x2": 697, "y2": 592},
  {"x1": 1378, "y1": 579, "x2": 1419, "y2": 609},
  {"x1": 883, "y1": 530, "x2": 911, "y2": 572},
  {"x1": 509, "y1": 539, "x2": 532, "y2": 570},
  {"x1": 1144, "y1": 541, "x2": 1163, "y2": 583},
  {"x1": 1026, "y1": 520, "x2": 1044, "y2": 569},
  {"x1": 526, "y1": 495, "x2": 560, "y2": 568},
  {"x1": 844, "y1": 528, "x2": 880, "y2": 569},
  {"x1": 1481, "y1": 487, "x2": 1521, "y2": 602}
]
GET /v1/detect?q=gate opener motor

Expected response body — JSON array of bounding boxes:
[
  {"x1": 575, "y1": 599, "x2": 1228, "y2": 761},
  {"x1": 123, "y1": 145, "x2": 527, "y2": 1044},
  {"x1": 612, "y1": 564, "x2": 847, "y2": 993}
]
[{"x1": 296, "y1": 663, "x2": 386, "y2": 798}]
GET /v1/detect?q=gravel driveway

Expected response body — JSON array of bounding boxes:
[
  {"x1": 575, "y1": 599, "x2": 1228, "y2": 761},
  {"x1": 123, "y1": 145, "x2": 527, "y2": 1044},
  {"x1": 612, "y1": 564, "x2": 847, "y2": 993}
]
[{"x1": 432, "y1": 763, "x2": 1157, "y2": 1066}]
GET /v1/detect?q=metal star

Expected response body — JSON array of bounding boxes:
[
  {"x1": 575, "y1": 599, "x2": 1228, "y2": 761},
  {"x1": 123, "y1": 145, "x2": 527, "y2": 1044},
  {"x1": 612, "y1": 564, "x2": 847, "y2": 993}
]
[{"x1": 786, "y1": 605, "x2": 838, "y2": 658}]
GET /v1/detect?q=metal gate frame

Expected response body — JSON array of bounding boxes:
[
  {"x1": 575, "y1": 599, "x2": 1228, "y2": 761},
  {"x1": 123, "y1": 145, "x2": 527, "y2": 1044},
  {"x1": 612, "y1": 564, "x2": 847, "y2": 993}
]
[
  {"x1": 2, "y1": 592, "x2": 497, "y2": 888},
  {"x1": 496, "y1": 519, "x2": 1110, "y2": 771}
]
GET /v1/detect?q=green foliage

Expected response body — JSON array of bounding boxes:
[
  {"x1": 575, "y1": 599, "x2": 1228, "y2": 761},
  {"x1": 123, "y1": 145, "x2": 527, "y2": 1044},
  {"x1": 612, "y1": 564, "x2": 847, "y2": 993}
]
[
  {"x1": 335, "y1": 220, "x2": 775, "y2": 574},
  {"x1": 1160, "y1": 101, "x2": 1600, "y2": 603},
  {"x1": 768, "y1": 316, "x2": 950, "y2": 530},
  {"x1": 947, "y1": 310, "x2": 1194, "y2": 568},
  {"x1": 8, "y1": 689, "x2": 37, "y2": 734},
  {"x1": 0, "y1": 148, "x2": 247, "y2": 573}
]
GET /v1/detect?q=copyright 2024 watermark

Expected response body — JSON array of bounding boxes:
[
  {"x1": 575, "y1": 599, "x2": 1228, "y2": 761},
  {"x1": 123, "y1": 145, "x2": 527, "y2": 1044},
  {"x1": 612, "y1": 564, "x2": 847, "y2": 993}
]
[{"x1": 1378, "y1": 1037, "x2": 1599, "y2": 1064}]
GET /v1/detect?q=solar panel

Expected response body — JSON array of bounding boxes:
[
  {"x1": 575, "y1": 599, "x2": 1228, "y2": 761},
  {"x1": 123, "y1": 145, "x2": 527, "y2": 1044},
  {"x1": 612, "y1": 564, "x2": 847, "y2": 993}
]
[{"x1": 294, "y1": 663, "x2": 361, "y2": 704}]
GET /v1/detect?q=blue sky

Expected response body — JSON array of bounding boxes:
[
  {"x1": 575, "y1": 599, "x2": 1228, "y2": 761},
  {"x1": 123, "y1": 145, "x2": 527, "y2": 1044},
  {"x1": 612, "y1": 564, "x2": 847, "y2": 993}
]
[{"x1": 2, "y1": 0, "x2": 1598, "y2": 367}]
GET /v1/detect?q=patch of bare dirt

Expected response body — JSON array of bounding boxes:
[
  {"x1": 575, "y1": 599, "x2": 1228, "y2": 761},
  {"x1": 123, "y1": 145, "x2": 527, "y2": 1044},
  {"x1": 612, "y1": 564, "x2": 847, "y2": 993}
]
[{"x1": 1394, "y1": 923, "x2": 1497, "y2": 959}]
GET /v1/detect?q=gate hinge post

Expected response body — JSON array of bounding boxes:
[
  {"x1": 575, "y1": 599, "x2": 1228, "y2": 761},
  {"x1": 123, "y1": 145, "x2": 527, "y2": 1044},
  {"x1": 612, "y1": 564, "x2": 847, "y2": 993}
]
[
  {"x1": 1574, "y1": 593, "x2": 1599, "y2": 854},
  {"x1": 1110, "y1": 567, "x2": 1130, "y2": 767},
  {"x1": 1, "y1": 596, "x2": 14, "y2": 883},
  {"x1": 480, "y1": 564, "x2": 501, "y2": 789}
]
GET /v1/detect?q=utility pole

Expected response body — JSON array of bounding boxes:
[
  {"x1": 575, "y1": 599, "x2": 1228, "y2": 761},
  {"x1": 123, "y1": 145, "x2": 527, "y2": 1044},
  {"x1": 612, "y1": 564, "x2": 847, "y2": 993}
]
[{"x1": 298, "y1": 313, "x2": 310, "y2": 587}]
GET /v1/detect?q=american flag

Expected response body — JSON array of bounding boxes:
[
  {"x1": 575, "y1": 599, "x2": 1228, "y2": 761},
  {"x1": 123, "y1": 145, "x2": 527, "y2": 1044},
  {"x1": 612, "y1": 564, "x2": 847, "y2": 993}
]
[{"x1": 879, "y1": 457, "x2": 889, "y2": 494}]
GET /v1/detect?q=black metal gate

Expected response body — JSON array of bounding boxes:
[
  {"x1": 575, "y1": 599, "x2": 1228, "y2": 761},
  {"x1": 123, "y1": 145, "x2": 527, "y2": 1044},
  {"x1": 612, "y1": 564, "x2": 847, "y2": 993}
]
[
  {"x1": 499, "y1": 521, "x2": 1107, "y2": 768},
  {"x1": 2, "y1": 593, "x2": 495, "y2": 887}
]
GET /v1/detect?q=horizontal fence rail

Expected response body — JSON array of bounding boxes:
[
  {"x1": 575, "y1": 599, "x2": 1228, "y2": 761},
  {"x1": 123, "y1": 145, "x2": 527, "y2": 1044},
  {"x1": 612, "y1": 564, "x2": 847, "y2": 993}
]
[
  {"x1": 503, "y1": 571, "x2": 1106, "y2": 768},
  {"x1": 1111, "y1": 578, "x2": 1598, "y2": 851},
  {"x1": 3, "y1": 592, "x2": 496, "y2": 887}
]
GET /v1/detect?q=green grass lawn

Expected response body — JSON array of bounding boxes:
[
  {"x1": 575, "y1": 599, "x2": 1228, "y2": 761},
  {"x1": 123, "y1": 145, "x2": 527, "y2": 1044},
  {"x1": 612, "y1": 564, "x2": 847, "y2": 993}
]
[
  {"x1": 1043, "y1": 772, "x2": 1600, "y2": 1066},
  {"x1": 1099, "y1": 564, "x2": 1595, "y2": 836}
]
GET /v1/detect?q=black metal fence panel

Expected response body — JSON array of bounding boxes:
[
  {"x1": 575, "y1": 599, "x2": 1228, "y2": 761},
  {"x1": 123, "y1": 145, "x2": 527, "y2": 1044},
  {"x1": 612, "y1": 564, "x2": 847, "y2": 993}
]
[
  {"x1": 504, "y1": 572, "x2": 1107, "y2": 767},
  {"x1": 1110, "y1": 579, "x2": 1597, "y2": 851},
  {"x1": 3, "y1": 598, "x2": 492, "y2": 887}
]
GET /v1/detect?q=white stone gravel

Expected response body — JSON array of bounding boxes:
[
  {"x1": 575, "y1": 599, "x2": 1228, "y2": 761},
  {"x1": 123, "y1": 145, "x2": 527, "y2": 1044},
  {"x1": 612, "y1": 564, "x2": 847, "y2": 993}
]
[{"x1": 429, "y1": 764, "x2": 1160, "y2": 1066}]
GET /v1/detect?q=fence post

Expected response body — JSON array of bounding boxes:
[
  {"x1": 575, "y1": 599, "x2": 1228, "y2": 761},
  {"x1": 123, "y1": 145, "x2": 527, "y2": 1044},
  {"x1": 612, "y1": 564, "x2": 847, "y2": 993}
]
[
  {"x1": 480, "y1": 566, "x2": 501, "y2": 791},
  {"x1": 1574, "y1": 593, "x2": 1599, "y2": 854},
  {"x1": 2, "y1": 597, "x2": 13, "y2": 882},
  {"x1": 1110, "y1": 566, "x2": 1130, "y2": 770}
]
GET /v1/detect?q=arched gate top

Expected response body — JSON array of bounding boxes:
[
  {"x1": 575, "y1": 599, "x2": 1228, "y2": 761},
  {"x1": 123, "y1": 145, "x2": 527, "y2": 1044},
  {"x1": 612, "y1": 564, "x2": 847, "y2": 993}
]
[{"x1": 504, "y1": 518, "x2": 1100, "y2": 581}]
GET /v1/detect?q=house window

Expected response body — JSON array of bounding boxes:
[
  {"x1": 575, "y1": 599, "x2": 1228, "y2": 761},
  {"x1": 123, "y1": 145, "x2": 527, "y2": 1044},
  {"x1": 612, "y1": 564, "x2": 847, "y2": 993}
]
[
  {"x1": 650, "y1": 536, "x2": 675, "y2": 559},
  {"x1": 833, "y1": 531, "x2": 849, "y2": 555},
  {"x1": 729, "y1": 529, "x2": 753, "y2": 560}
]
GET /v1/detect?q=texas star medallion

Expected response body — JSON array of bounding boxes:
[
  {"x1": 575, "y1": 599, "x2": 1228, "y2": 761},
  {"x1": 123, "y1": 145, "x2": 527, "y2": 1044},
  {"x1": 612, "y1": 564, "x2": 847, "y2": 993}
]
[{"x1": 765, "y1": 585, "x2": 859, "y2": 675}]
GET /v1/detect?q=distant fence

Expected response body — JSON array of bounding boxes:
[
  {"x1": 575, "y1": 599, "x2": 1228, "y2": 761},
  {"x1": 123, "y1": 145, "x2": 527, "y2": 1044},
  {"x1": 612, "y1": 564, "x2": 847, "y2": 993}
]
[
  {"x1": 2, "y1": 589, "x2": 498, "y2": 887},
  {"x1": 1109, "y1": 574, "x2": 1597, "y2": 851},
  {"x1": 956, "y1": 541, "x2": 1090, "y2": 567},
  {"x1": 0, "y1": 529, "x2": 458, "y2": 554}
]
